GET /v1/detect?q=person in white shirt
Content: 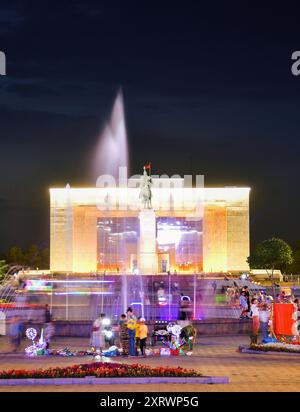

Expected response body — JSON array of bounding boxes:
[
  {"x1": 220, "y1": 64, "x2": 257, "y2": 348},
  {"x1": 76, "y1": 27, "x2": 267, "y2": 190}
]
[
  {"x1": 250, "y1": 298, "x2": 260, "y2": 337},
  {"x1": 259, "y1": 304, "x2": 270, "y2": 342}
]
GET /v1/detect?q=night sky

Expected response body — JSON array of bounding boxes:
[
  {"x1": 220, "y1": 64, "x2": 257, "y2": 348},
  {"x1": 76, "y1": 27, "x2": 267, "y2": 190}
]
[{"x1": 0, "y1": 1, "x2": 300, "y2": 252}]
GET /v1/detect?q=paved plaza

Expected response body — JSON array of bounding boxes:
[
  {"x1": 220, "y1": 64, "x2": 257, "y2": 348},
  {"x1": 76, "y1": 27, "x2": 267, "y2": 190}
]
[{"x1": 1, "y1": 335, "x2": 300, "y2": 392}]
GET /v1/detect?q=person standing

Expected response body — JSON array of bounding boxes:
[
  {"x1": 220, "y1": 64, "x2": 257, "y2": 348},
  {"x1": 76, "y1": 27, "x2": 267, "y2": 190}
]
[
  {"x1": 45, "y1": 304, "x2": 51, "y2": 323},
  {"x1": 239, "y1": 292, "x2": 249, "y2": 318},
  {"x1": 250, "y1": 298, "x2": 260, "y2": 341},
  {"x1": 9, "y1": 316, "x2": 22, "y2": 352},
  {"x1": 243, "y1": 286, "x2": 250, "y2": 313},
  {"x1": 135, "y1": 316, "x2": 141, "y2": 355},
  {"x1": 292, "y1": 299, "x2": 300, "y2": 341},
  {"x1": 91, "y1": 313, "x2": 106, "y2": 354},
  {"x1": 44, "y1": 322, "x2": 55, "y2": 350},
  {"x1": 259, "y1": 304, "x2": 270, "y2": 342},
  {"x1": 127, "y1": 307, "x2": 137, "y2": 356},
  {"x1": 139, "y1": 318, "x2": 148, "y2": 356},
  {"x1": 119, "y1": 314, "x2": 129, "y2": 356}
]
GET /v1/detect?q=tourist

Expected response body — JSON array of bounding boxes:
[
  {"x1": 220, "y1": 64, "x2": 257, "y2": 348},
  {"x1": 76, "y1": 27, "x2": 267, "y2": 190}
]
[
  {"x1": 292, "y1": 299, "x2": 300, "y2": 341},
  {"x1": 119, "y1": 314, "x2": 129, "y2": 356},
  {"x1": 259, "y1": 303, "x2": 270, "y2": 342},
  {"x1": 225, "y1": 287, "x2": 231, "y2": 305},
  {"x1": 138, "y1": 318, "x2": 148, "y2": 356},
  {"x1": 250, "y1": 298, "x2": 260, "y2": 337},
  {"x1": 243, "y1": 286, "x2": 250, "y2": 311},
  {"x1": 91, "y1": 313, "x2": 106, "y2": 354},
  {"x1": 45, "y1": 304, "x2": 51, "y2": 323},
  {"x1": 234, "y1": 286, "x2": 240, "y2": 305},
  {"x1": 239, "y1": 292, "x2": 248, "y2": 318},
  {"x1": 279, "y1": 291, "x2": 286, "y2": 302},
  {"x1": 44, "y1": 322, "x2": 55, "y2": 350},
  {"x1": 179, "y1": 295, "x2": 191, "y2": 320},
  {"x1": 9, "y1": 316, "x2": 22, "y2": 352},
  {"x1": 127, "y1": 307, "x2": 137, "y2": 356},
  {"x1": 135, "y1": 316, "x2": 141, "y2": 355}
]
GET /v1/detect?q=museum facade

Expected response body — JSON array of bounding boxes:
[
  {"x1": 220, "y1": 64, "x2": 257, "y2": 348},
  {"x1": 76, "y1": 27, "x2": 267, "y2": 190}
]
[{"x1": 50, "y1": 178, "x2": 250, "y2": 274}]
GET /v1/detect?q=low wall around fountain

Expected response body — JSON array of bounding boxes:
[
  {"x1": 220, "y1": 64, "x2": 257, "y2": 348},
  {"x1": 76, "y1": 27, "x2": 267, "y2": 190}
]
[{"x1": 17, "y1": 318, "x2": 252, "y2": 338}]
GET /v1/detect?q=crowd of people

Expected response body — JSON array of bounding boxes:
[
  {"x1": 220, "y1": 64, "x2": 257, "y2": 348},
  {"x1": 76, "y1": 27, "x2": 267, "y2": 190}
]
[
  {"x1": 90, "y1": 307, "x2": 148, "y2": 357},
  {"x1": 6, "y1": 287, "x2": 300, "y2": 353},
  {"x1": 237, "y1": 286, "x2": 300, "y2": 343}
]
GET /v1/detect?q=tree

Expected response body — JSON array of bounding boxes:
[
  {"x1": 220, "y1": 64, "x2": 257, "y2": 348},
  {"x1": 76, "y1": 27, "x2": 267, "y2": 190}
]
[
  {"x1": 0, "y1": 260, "x2": 8, "y2": 282},
  {"x1": 7, "y1": 246, "x2": 24, "y2": 265},
  {"x1": 247, "y1": 237, "x2": 294, "y2": 297},
  {"x1": 287, "y1": 241, "x2": 300, "y2": 275},
  {"x1": 25, "y1": 245, "x2": 42, "y2": 268},
  {"x1": 4, "y1": 245, "x2": 50, "y2": 270},
  {"x1": 40, "y1": 248, "x2": 50, "y2": 269}
]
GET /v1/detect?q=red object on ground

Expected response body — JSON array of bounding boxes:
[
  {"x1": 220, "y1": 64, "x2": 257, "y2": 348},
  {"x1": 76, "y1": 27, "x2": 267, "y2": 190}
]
[{"x1": 273, "y1": 303, "x2": 294, "y2": 336}]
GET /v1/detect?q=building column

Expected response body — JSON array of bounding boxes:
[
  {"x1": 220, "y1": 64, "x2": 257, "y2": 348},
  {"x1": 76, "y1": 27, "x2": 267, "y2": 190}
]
[{"x1": 138, "y1": 209, "x2": 158, "y2": 274}]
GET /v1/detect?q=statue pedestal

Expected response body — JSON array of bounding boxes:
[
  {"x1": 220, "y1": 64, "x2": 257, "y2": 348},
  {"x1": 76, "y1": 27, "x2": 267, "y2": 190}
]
[{"x1": 139, "y1": 209, "x2": 158, "y2": 275}]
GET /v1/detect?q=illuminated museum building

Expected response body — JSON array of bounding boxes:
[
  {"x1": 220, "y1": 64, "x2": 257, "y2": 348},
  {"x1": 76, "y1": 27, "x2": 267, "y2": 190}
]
[{"x1": 50, "y1": 178, "x2": 250, "y2": 274}]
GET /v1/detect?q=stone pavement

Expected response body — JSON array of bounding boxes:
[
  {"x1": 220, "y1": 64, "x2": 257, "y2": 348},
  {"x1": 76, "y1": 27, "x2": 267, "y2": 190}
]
[{"x1": 1, "y1": 335, "x2": 300, "y2": 392}]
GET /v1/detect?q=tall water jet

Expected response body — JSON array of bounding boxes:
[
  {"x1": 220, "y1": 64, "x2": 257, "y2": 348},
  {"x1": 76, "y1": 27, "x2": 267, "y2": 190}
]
[
  {"x1": 92, "y1": 90, "x2": 129, "y2": 180},
  {"x1": 92, "y1": 90, "x2": 131, "y2": 315}
]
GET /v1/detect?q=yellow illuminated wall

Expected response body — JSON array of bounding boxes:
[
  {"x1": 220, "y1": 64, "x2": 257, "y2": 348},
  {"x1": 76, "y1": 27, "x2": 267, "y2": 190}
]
[{"x1": 50, "y1": 186, "x2": 250, "y2": 273}]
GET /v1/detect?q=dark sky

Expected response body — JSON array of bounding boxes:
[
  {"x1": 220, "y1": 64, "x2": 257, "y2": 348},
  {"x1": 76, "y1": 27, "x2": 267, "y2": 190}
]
[{"x1": 0, "y1": 1, "x2": 300, "y2": 252}]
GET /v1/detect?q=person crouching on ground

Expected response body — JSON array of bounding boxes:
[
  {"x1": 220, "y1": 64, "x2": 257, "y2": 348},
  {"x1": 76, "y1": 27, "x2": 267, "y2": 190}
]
[
  {"x1": 250, "y1": 298, "x2": 260, "y2": 341},
  {"x1": 139, "y1": 318, "x2": 148, "y2": 356}
]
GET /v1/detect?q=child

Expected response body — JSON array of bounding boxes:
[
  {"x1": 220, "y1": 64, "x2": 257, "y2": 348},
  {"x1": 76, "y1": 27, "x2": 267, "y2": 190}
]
[{"x1": 138, "y1": 318, "x2": 148, "y2": 356}]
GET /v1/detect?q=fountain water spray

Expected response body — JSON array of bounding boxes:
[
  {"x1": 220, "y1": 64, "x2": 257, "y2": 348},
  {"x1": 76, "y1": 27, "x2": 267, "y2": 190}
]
[{"x1": 92, "y1": 90, "x2": 129, "y2": 180}]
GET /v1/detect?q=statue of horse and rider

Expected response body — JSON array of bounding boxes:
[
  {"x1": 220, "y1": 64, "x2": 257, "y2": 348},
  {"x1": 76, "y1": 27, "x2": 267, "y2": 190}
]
[{"x1": 139, "y1": 166, "x2": 152, "y2": 209}]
